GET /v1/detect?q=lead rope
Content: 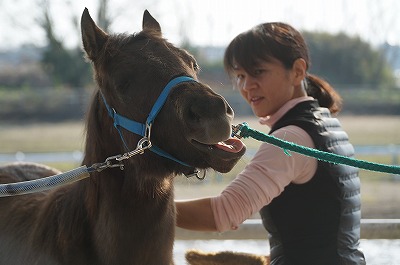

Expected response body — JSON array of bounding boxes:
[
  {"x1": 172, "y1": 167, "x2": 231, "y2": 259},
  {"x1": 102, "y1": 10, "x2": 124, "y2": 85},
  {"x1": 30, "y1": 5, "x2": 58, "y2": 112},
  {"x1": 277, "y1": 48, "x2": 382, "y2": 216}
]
[
  {"x1": 0, "y1": 135, "x2": 202, "y2": 197},
  {"x1": 232, "y1": 122, "x2": 400, "y2": 175},
  {"x1": 0, "y1": 137, "x2": 153, "y2": 197}
]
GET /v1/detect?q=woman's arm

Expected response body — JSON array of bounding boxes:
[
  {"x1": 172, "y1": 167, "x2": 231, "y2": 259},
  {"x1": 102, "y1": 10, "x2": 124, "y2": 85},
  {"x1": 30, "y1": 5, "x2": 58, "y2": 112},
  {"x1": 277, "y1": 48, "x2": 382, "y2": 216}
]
[
  {"x1": 175, "y1": 197, "x2": 217, "y2": 231},
  {"x1": 176, "y1": 126, "x2": 316, "y2": 232}
]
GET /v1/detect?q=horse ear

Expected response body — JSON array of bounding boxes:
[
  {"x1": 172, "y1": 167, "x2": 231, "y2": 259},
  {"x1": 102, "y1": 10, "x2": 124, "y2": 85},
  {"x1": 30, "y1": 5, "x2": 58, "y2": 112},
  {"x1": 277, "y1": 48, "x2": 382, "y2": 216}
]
[
  {"x1": 81, "y1": 8, "x2": 108, "y2": 60},
  {"x1": 142, "y1": 10, "x2": 162, "y2": 37}
]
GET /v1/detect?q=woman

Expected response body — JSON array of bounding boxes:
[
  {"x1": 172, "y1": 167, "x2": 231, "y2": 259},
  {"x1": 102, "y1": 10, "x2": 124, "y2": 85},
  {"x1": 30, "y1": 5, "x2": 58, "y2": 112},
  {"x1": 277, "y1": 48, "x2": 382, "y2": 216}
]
[{"x1": 176, "y1": 22, "x2": 366, "y2": 265}]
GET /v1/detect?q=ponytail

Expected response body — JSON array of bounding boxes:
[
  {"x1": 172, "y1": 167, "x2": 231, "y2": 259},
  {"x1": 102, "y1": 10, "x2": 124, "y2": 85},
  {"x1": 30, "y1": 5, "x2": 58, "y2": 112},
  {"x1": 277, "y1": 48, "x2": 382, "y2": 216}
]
[{"x1": 305, "y1": 74, "x2": 342, "y2": 114}]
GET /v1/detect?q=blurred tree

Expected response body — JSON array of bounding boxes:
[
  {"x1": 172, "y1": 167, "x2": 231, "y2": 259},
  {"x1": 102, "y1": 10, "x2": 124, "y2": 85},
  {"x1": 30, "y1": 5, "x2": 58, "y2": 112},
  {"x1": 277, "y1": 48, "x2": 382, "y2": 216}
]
[
  {"x1": 39, "y1": 1, "x2": 90, "y2": 88},
  {"x1": 303, "y1": 31, "x2": 396, "y2": 89},
  {"x1": 38, "y1": 0, "x2": 153, "y2": 89},
  {"x1": 97, "y1": 0, "x2": 111, "y2": 32}
]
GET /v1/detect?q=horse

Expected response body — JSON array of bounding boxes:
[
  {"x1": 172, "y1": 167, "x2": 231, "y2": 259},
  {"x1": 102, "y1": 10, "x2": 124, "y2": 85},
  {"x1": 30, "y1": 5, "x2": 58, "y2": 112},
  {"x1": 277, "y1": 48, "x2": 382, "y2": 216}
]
[{"x1": 0, "y1": 8, "x2": 245, "y2": 265}]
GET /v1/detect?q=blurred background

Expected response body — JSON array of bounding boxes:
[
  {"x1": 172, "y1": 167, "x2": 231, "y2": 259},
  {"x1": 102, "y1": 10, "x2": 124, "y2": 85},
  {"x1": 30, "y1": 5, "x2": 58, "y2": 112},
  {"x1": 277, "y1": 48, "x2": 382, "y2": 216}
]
[{"x1": 0, "y1": 0, "x2": 399, "y2": 264}]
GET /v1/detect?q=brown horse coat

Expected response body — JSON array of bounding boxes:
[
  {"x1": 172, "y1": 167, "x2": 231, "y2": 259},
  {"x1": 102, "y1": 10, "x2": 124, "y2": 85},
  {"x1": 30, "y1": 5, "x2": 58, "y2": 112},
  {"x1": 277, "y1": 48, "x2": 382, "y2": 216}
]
[{"x1": 0, "y1": 9, "x2": 245, "y2": 265}]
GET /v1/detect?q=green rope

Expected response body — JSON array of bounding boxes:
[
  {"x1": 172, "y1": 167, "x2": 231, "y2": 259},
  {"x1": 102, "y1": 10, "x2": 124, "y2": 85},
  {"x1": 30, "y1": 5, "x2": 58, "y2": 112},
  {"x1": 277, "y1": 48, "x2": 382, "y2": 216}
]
[{"x1": 235, "y1": 122, "x2": 400, "y2": 175}]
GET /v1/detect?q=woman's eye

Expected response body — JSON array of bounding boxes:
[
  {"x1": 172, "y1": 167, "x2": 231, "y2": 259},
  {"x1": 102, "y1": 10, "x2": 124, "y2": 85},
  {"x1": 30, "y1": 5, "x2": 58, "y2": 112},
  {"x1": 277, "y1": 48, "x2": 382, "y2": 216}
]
[{"x1": 236, "y1": 74, "x2": 245, "y2": 84}]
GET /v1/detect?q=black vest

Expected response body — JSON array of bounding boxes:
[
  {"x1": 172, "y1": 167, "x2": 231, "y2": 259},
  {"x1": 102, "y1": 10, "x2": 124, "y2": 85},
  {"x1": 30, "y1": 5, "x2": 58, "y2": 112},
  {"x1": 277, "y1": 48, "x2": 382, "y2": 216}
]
[{"x1": 259, "y1": 100, "x2": 366, "y2": 265}]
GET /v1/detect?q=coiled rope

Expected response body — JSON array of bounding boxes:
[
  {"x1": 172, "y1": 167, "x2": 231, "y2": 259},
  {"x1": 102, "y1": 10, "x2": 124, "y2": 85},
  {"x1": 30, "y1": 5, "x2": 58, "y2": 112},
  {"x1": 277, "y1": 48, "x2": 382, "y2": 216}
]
[{"x1": 233, "y1": 122, "x2": 400, "y2": 175}]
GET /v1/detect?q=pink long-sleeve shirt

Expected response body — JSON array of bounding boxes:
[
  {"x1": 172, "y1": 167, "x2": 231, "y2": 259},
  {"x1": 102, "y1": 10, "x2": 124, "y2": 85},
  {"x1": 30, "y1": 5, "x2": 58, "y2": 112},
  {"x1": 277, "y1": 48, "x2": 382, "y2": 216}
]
[{"x1": 211, "y1": 96, "x2": 318, "y2": 232}]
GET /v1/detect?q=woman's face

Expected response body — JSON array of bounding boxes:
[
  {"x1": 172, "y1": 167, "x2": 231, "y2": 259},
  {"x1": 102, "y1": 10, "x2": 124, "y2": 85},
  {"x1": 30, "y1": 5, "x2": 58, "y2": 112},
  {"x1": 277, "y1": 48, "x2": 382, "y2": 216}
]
[{"x1": 233, "y1": 58, "x2": 306, "y2": 117}]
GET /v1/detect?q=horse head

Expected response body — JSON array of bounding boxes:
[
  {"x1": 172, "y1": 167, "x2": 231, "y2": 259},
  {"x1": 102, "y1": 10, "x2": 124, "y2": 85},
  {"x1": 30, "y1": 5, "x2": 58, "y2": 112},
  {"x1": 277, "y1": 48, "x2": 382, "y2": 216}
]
[{"x1": 81, "y1": 8, "x2": 245, "y2": 177}]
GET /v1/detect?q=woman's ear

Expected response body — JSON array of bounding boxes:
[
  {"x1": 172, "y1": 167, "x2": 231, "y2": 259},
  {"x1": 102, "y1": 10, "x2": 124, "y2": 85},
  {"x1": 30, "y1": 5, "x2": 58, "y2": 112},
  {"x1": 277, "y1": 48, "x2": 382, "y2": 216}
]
[{"x1": 292, "y1": 58, "x2": 307, "y2": 86}]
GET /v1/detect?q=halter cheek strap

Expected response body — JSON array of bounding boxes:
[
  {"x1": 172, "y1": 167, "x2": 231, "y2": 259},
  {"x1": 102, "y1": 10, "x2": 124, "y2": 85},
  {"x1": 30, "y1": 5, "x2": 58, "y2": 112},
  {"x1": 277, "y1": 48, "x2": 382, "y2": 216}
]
[{"x1": 101, "y1": 76, "x2": 197, "y2": 167}]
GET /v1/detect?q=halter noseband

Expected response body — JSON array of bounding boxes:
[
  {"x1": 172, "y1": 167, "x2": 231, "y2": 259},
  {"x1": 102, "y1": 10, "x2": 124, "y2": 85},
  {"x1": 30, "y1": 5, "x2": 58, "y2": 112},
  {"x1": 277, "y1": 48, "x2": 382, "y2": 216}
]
[{"x1": 101, "y1": 76, "x2": 197, "y2": 168}]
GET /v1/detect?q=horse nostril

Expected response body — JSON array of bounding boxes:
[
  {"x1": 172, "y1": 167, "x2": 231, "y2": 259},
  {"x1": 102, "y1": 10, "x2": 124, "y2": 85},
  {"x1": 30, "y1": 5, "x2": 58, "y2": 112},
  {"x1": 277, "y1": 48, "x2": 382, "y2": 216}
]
[
  {"x1": 183, "y1": 94, "x2": 234, "y2": 143},
  {"x1": 188, "y1": 105, "x2": 201, "y2": 123},
  {"x1": 187, "y1": 97, "x2": 232, "y2": 123}
]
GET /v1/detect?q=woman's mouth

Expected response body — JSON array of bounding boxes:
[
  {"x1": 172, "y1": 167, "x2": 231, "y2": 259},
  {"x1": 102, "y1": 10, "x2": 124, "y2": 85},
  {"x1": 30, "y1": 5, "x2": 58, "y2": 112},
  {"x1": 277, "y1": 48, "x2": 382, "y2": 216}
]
[{"x1": 250, "y1": 96, "x2": 263, "y2": 105}]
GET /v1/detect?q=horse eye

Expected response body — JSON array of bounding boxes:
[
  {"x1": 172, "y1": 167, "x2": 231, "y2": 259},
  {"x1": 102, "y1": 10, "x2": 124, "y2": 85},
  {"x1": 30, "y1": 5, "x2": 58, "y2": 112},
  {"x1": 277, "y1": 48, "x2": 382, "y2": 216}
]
[{"x1": 192, "y1": 61, "x2": 200, "y2": 71}]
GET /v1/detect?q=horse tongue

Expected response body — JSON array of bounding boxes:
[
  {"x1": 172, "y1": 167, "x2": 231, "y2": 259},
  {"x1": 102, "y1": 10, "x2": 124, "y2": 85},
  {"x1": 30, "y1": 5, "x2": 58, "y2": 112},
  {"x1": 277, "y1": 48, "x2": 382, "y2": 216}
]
[{"x1": 213, "y1": 138, "x2": 244, "y2": 153}]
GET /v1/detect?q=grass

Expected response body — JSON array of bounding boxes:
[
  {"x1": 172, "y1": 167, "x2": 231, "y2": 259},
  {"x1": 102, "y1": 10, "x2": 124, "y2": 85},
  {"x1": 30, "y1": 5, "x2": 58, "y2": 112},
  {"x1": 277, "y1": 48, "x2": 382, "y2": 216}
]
[
  {"x1": 340, "y1": 115, "x2": 400, "y2": 145},
  {"x1": 0, "y1": 121, "x2": 85, "y2": 171},
  {"x1": 0, "y1": 121, "x2": 85, "y2": 153}
]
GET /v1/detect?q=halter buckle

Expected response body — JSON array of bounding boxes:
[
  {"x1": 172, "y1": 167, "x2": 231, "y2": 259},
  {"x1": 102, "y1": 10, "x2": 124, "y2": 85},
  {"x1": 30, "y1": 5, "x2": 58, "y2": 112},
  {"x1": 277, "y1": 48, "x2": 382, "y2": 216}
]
[
  {"x1": 145, "y1": 122, "x2": 152, "y2": 140},
  {"x1": 184, "y1": 169, "x2": 206, "y2": 180}
]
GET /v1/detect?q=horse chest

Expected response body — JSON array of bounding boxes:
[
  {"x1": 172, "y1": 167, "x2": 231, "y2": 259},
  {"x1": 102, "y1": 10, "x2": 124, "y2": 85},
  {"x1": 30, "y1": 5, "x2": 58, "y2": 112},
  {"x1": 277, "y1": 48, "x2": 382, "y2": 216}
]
[{"x1": 88, "y1": 184, "x2": 175, "y2": 264}]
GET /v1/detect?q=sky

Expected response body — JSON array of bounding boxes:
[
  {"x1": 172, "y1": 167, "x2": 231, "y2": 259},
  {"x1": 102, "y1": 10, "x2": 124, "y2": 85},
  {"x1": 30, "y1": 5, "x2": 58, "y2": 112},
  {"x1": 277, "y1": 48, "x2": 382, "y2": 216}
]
[{"x1": 1, "y1": 0, "x2": 400, "y2": 50}]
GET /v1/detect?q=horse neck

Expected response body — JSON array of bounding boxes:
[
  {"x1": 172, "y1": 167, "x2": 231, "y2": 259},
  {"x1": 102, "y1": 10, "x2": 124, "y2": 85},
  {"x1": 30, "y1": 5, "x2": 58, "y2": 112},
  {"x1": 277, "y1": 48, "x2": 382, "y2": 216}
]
[
  {"x1": 81, "y1": 91, "x2": 174, "y2": 208},
  {"x1": 28, "y1": 92, "x2": 176, "y2": 261}
]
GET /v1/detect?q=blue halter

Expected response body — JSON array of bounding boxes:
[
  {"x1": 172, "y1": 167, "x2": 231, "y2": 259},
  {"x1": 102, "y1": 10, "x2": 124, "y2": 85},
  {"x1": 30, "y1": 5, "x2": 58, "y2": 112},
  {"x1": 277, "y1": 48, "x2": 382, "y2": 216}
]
[{"x1": 101, "y1": 76, "x2": 197, "y2": 167}]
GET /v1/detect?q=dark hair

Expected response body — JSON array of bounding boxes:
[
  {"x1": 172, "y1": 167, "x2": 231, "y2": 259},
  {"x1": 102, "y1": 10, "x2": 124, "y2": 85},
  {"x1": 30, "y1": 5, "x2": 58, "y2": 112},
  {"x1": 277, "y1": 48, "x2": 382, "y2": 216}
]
[{"x1": 224, "y1": 22, "x2": 342, "y2": 114}]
